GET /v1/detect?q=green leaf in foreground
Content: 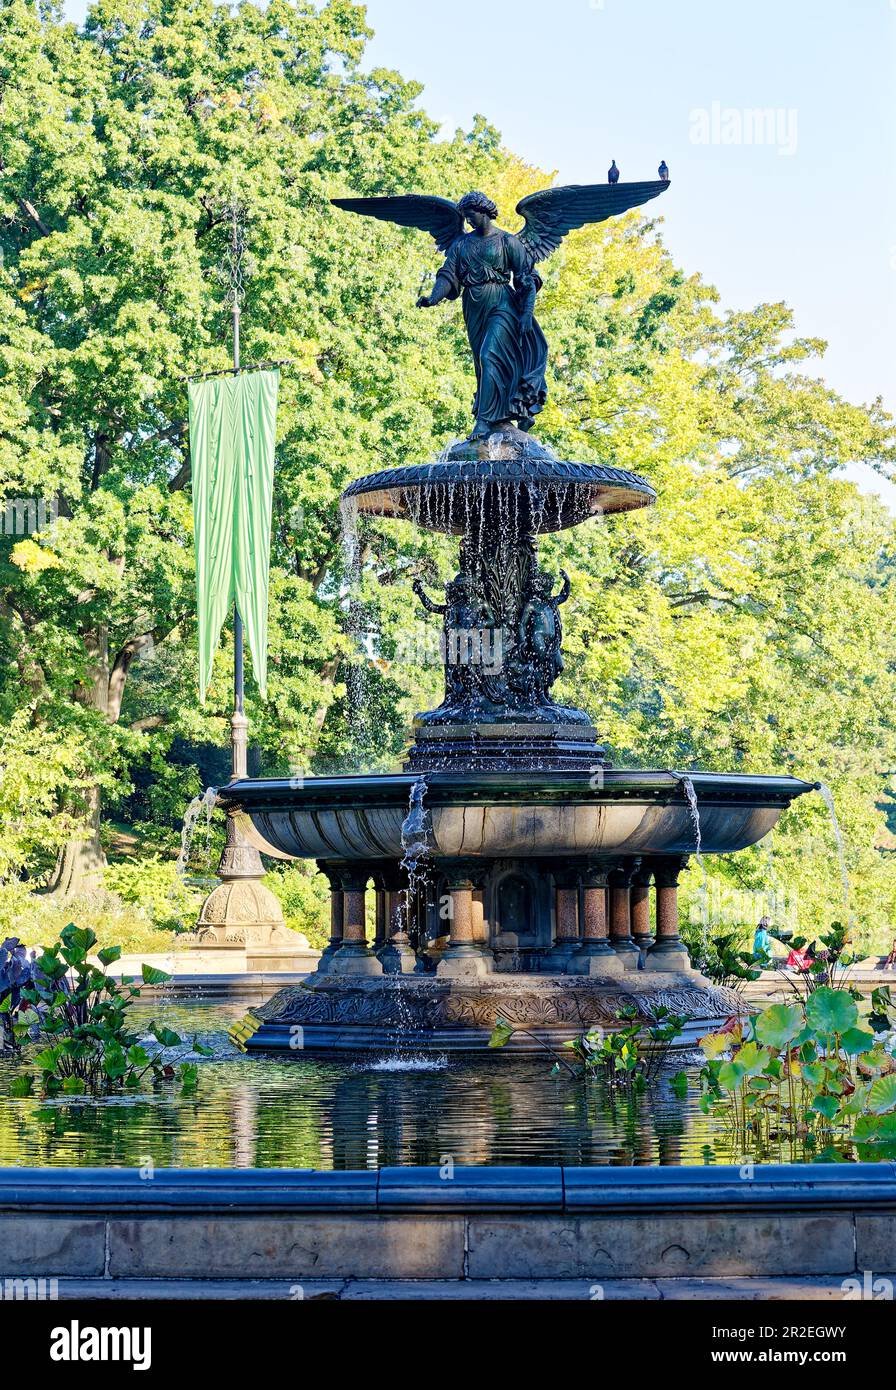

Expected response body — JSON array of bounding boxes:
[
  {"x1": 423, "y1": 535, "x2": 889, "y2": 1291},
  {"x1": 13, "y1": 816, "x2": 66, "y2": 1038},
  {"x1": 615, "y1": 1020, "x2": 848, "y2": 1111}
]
[
  {"x1": 755, "y1": 1003, "x2": 803, "y2": 1050},
  {"x1": 805, "y1": 987, "x2": 858, "y2": 1036},
  {"x1": 150, "y1": 1023, "x2": 182, "y2": 1049},
  {"x1": 488, "y1": 1018, "x2": 515, "y2": 1049},
  {"x1": 868, "y1": 1074, "x2": 896, "y2": 1115},
  {"x1": 141, "y1": 964, "x2": 172, "y2": 986}
]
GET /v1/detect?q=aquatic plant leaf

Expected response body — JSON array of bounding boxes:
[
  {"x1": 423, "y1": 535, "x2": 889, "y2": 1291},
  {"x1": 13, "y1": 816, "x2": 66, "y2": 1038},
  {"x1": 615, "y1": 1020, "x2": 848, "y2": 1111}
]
[
  {"x1": 141, "y1": 964, "x2": 172, "y2": 985},
  {"x1": 488, "y1": 1018, "x2": 514, "y2": 1049},
  {"x1": 150, "y1": 1023, "x2": 182, "y2": 1048},
  {"x1": 9, "y1": 1074, "x2": 34, "y2": 1097},
  {"x1": 801, "y1": 1061, "x2": 827, "y2": 1088},
  {"x1": 718, "y1": 1061, "x2": 745, "y2": 1091},
  {"x1": 755, "y1": 1004, "x2": 803, "y2": 1050},
  {"x1": 736, "y1": 1042, "x2": 769, "y2": 1077},
  {"x1": 868, "y1": 1074, "x2": 896, "y2": 1115},
  {"x1": 805, "y1": 987, "x2": 858, "y2": 1035},
  {"x1": 812, "y1": 1095, "x2": 839, "y2": 1120},
  {"x1": 699, "y1": 1033, "x2": 729, "y2": 1059},
  {"x1": 839, "y1": 1028, "x2": 876, "y2": 1056},
  {"x1": 60, "y1": 925, "x2": 97, "y2": 954},
  {"x1": 854, "y1": 1114, "x2": 881, "y2": 1140},
  {"x1": 33, "y1": 1046, "x2": 61, "y2": 1072},
  {"x1": 670, "y1": 1071, "x2": 688, "y2": 1097}
]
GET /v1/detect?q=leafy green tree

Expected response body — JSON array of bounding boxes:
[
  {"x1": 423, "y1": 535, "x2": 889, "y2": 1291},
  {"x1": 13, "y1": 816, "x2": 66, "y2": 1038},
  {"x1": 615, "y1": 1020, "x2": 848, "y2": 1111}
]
[
  {"x1": 1, "y1": 0, "x2": 895, "y2": 952},
  {"x1": 0, "y1": 0, "x2": 499, "y2": 890}
]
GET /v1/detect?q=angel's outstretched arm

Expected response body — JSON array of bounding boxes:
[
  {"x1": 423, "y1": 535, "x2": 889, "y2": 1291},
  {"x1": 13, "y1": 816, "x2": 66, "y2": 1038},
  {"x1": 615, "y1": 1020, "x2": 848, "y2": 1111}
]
[
  {"x1": 413, "y1": 579, "x2": 447, "y2": 614},
  {"x1": 555, "y1": 570, "x2": 571, "y2": 605},
  {"x1": 418, "y1": 241, "x2": 462, "y2": 308}
]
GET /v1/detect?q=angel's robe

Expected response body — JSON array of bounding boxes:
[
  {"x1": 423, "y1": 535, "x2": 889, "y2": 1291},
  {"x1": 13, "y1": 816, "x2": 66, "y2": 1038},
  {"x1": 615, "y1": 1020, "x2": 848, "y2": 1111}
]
[{"x1": 431, "y1": 229, "x2": 548, "y2": 430}]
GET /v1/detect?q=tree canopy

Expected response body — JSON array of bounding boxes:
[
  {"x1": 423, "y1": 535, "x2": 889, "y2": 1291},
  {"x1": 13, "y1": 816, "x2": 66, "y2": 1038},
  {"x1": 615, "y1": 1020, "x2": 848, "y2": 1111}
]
[{"x1": 1, "y1": 0, "x2": 895, "y2": 947}]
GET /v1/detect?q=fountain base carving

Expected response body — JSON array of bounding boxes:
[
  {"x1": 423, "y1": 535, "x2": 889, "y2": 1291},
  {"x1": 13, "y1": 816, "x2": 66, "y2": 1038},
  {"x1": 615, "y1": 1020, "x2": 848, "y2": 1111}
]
[{"x1": 231, "y1": 971, "x2": 744, "y2": 1055}]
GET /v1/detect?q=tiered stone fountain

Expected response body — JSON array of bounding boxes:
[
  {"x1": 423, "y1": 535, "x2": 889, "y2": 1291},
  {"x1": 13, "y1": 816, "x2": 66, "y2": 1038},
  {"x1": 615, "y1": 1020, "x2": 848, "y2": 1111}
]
[
  {"x1": 225, "y1": 177, "x2": 814, "y2": 1053},
  {"x1": 226, "y1": 427, "x2": 814, "y2": 1054}
]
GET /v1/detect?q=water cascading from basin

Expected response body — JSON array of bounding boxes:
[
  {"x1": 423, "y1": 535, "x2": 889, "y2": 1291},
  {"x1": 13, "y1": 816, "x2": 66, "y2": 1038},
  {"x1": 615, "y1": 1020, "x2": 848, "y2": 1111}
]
[
  {"x1": 816, "y1": 782, "x2": 853, "y2": 926},
  {"x1": 378, "y1": 776, "x2": 432, "y2": 1056},
  {"x1": 674, "y1": 773, "x2": 710, "y2": 968},
  {"x1": 173, "y1": 787, "x2": 219, "y2": 907}
]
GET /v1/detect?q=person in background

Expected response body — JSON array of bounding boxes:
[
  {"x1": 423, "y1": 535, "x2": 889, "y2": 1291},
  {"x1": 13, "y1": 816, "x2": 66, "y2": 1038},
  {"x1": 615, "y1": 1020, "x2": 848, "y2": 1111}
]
[
  {"x1": 753, "y1": 916, "x2": 772, "y2": 966},
  {"x1": 786, "y1": 938, "x2": 818, "y2": 973}
]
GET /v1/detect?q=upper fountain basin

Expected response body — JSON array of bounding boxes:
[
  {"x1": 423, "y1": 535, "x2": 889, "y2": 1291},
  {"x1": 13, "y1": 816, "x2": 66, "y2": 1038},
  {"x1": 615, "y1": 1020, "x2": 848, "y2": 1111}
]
[
  {"x1": 218, "y1": 769, "x2": 817, "y2": 863},
  {"x1": 341, "y1": 427, "x2": 655, "y2": 534}
]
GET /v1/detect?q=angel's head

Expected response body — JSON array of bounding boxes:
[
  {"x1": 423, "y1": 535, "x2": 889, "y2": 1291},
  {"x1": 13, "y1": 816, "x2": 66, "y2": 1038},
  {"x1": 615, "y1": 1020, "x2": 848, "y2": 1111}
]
[{"x1": 457, "y1": 190, "x2": 498, "y2": 231}]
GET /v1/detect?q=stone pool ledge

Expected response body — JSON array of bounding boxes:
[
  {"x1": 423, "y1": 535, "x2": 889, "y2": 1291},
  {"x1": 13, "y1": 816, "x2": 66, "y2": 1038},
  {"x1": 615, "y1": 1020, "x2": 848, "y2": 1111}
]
[{"x1": 1, "y1": 1164, "x2": 895, "y2": 1289}]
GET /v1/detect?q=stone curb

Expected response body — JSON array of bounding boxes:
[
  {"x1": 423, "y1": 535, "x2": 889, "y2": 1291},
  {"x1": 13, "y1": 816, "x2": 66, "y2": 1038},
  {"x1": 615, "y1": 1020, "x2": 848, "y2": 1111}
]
[{"x1": 2, "y1": 1163, "x2": 895, "y2": 1213}]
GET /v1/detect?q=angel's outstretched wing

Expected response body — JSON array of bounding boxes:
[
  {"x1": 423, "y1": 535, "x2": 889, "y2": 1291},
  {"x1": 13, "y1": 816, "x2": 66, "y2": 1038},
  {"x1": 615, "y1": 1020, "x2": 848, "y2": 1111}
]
[
  {"x1": 516, "y1": 180, "x2": 669, "y2": 262},
  {"x1": 331, "y1": 195, "x2": 464, "y2": 254}
]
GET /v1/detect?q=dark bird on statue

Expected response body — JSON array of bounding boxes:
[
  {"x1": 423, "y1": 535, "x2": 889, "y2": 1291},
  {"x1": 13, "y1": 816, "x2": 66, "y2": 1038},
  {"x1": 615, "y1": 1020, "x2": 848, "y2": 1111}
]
[
  {"x1": 608, "y1": 160, "x2": 620, "y2": 184},
  {"x1": 658, "y1": 160, "x2": 670, "y2": 182}
]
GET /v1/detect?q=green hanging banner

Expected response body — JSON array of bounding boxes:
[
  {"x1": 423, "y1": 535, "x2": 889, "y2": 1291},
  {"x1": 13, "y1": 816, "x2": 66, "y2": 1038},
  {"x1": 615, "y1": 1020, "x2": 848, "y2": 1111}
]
[{"x1": 188, "y1": 369, "x2": 279, "y2": 704}]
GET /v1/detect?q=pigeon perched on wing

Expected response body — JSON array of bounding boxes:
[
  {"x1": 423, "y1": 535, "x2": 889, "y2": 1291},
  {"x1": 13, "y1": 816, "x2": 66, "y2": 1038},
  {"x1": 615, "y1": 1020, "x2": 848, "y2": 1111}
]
[
  {"x1": 658, "y1": 160, "x2": 669, "y2": 182},
  {"x1": 608, "y1": 160, "x2": 619, "y2": 184}
]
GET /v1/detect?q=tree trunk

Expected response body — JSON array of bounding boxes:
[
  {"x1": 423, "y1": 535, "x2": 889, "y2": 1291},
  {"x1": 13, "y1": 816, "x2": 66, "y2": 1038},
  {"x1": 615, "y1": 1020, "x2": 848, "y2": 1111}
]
[
  {"x1": 45, "y1": 783, "x2": 107, "y2": 897},
  {"x1": 46, "y1": 627, "x2": 110, "y2": 898}
]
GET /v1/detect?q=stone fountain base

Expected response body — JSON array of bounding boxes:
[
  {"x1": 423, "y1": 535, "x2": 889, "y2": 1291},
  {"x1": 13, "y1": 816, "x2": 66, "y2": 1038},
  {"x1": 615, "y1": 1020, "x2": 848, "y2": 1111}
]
[{"x1": 230, "y1": 970, "x2": 745, "y2": 1055}]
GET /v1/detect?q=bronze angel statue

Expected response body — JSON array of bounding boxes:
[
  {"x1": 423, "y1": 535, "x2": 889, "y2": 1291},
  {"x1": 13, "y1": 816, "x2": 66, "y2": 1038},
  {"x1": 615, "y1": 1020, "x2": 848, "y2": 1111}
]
[{"x1": 332, "y1": 179, "x2": 669, "y2": 440}]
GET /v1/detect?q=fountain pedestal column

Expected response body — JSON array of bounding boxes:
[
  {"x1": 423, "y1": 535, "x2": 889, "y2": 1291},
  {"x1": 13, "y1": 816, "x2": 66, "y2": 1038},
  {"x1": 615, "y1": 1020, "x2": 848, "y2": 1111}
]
[
  {"x1": 568, "y1": 860, "x2": 623, "y2": 976},
  {"x1": 330, "y1": 868, "x2": 383, "y2": 976},
  {"x1": 631, "y1": 867, "x2": 653, "y2": 951},
  {"x1": 547, "y1": 869, "x2": 582, "y2": 968},
  {"x1": 436, "y1": 862, "x2": 494, "y2": 978},
  {"x1": 377, "y1": 868, "x2": 418, "y2": 975},
  {"x1": 647, "y1": 855, "x2": 693, "y2": 973},
  {"x1": 315, "y1": 861, "x2": 345, "y2": 975},
  {"x1": 609, "y1": 861, "x2": 641, "y2": 971}
]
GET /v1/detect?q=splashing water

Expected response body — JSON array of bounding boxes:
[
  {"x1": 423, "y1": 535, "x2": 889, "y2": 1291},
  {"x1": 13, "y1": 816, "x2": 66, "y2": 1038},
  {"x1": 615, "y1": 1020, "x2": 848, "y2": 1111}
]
[
  {"x1": 363, "y1": 1055, "x2": 448, "y2": 1073},
  {"x1": 377, "y1": 776, "x2": 433, "y2": 1053},
  {"x1": 175, "y1": 786, "x2": 218, "y2": 882},
  {"x1": 436, "y1": 437, "x2": 465, "y2": 463},
  {"x1": 675, "y1": 773, "x2": 710, "y2": 964},
  {"x1": 400, "y1": 775, "x2": 431, "y2": 896},
  {"x1": 338, "y1": 494, "x2": 372, "y2": 762},
  {"x1": 816, "y1": 782, "x2": 852, "y2": 924}
]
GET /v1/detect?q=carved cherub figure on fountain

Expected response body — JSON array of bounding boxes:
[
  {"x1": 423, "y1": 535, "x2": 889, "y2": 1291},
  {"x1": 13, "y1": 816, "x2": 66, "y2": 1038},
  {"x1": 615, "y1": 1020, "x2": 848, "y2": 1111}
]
[
  {"x1": 511, "y1": 567, "x2": 571, "y2": 708},
  {"x1": 412, "y1": 573, "x2": 498, "y2": 714}
]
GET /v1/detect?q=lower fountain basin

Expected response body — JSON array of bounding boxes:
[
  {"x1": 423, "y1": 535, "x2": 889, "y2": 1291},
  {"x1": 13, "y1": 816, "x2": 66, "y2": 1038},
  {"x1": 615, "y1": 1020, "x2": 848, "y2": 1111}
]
[{"x1": 219, "y1": 769, "x2": 816, "y2": 863}]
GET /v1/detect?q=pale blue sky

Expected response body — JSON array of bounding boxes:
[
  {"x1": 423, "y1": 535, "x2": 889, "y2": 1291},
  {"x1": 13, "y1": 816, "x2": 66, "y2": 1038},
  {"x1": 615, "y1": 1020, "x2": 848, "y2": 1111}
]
[{"x1": 61, "y1": 0, "x2": 896, "y2": 497}]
